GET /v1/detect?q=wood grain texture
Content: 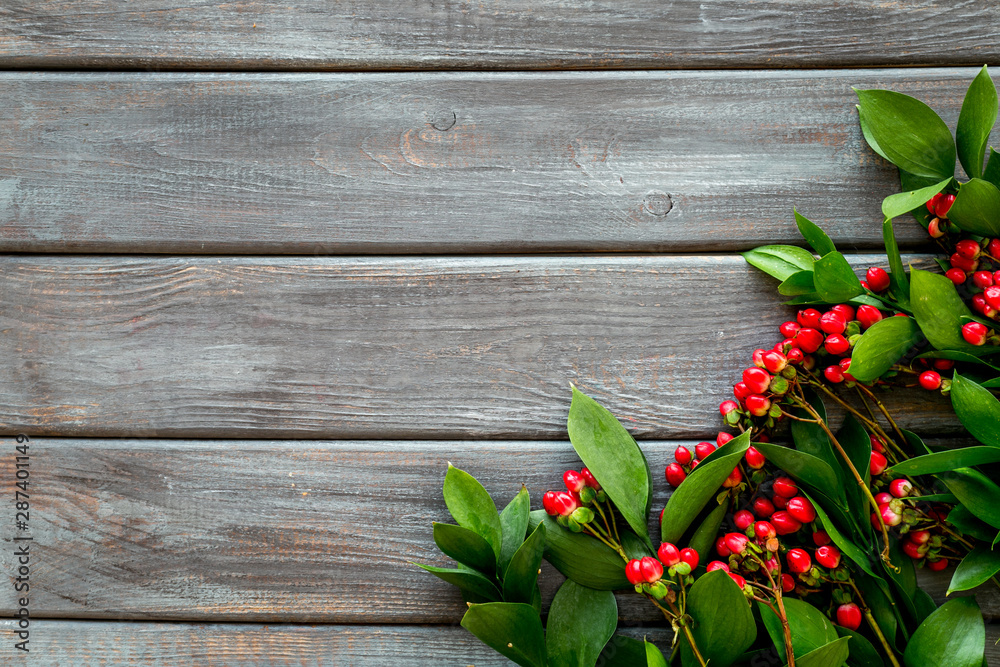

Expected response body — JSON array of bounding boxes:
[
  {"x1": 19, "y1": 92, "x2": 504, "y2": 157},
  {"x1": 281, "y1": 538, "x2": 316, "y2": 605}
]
[
  {"x1": 0, "y1": 620, "x2": 996, "y2": 665},
  {"x1": 1, "y1": 439, "x2": 995, "y2": 623},
  {"x1": 0, "y1": 254, "x2": 959, "y2": 439},
  {"x1": 0, "y1": 69, "x2": 993, "y2": 254},
  {"x1": 2, "y1": 3, "x2": 1000, "y2": 70}
]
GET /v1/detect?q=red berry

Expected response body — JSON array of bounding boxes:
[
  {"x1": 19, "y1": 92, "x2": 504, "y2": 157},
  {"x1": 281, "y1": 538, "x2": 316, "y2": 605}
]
[
  {"x1": 824, "y1": 365, "x2": 845, "y2": 383},
  {"x1": 956, "y1": 239, "x2": 981, "y2": 259},
  {"x1": 725, "y1": 532, "x2": 749, "y2": 554},
  {"x1": 772, "y1": 494, "x2": 788, "y2": 509},
  {"x1": 820, "y1": 310, "x2": 847, "y2": 334},
  {"x1": 973, "y1": 294, "x2": 998, "y2": 318},
  {"x1": 831, "y1": 304, "x2": 855, "y2": 322},
  {"x1": 910, "y1": 530, "x2": 931, "y2": 545},
  {"x1": 973, "y1": 271, "x2": 995, "y2": 289},
  {"x1": 824, "y1": 334, "x2": 850, "y2": 355},
  {"x1": 665, "y1": 463, "x2": 687, "y2": 487},
  {"x1": 918, "y1": 370, "x2": 942, "y2": 391},
  {"x1": 890, "y1": 479, "x2": 913, "y2": 498},
  {"x1": 926, "y1": 193, "x2": 943, "y2": 215},
  {"x1": 798, "y1": 309, "x2": 822, "y2": 329},
  {"x1": 795, "y1": 327, "x2": 824, "y2": 353},
  {"x1": 927, "y1": 217, "x2": 946, "y2": 238},
  {"x1": 837, "y1": 603, "x2": 862, "y2": 631},
  {"x1": 786, "y1": 496, "x2": 817, "y2": 523},
  {"x1": 733, "y1": 382, "x2": 752, "y2": 401},
  {"x1": 717, "y1": 432, "x2": 734, "y2": 447},
  {"x1": 753, "y1": 497, "x2": 775, "y2": 518},
  {"x1": 856, "y1": 304, "x2": 883, "y2": 330},
  {"x1": 745, "y1": 394, "x2": 771, "y2": 418},
  {"x1": 880, "y1": 503, "x2": 902, "y2": 527},
  {"x1": 752, "y1": 349, "x2": 768, "y2": 368},
  {"x1": 734, "y1": 510, "x2": 754, "y2": 531},
  {"x1": 990, "y1": 238, "x2": 1000, "y2": 257},
  {"x1": 927, "y1": 558, "x2": 949, "y2": 572},
  {"x1": 786, "y1": 548, "x2": 811, "y2": 573},
  {"x1": 963, "y1": 321, "x2": 989, "y2": 346},
  {"x1": 775, "y1": 338, "x2": 796, "y2": 354},
  {"x1": 815, "y1": 545, "x2": 841, "y2": 569},
  {"x1": 762, "y1": 351, "x2": 787, "y2": 373},
  {"x1": 772, "y1": 511, "x2": 803, "y2": 535},
  {"x1": 986, "y1": 286, "x2": 1000, "y2": 310},
  {"x1": 786, "y1": 347, "x2": 804, "y2": 364},
  {"x1": 640, "y1": 556, "x2": 663, "y2": 583},
  {"x1": 729, "y1": 573, "x2": 747, "y2": 588},
  {"x1": 781, "y1": 573, "x2": 795, "y2": 593},
  {"x1": 933, "y1": 194, "x2": 955, "y2": 218},
  {"x1": 563, "y1": 470, "x2": 586, "y2": 492},
  {"x1": 902, "y1": 539, "x2": 927, "y2": 560},
  {"x1": 658, "y1": 542, "x2": 681, "y2": 567},
  {"x1": 542, "y1": 491, "x2": 560, "y2": 515},
  {"x1": 675, "y1": 446, "x2": 693, "y2": 465},
  {"x1": 779, "y1": 321, "x2": 801, "y2": 338},
  {"x1": 946, "y1": 268, "x2": 967, "y2": 285},
  {"x1": 870, "y1": 451, "x2": 888, "y2": 476},
  {"x1": 875, "y1": 492, "x2": 893, "y2": 506},
  {"x1": 695, "y1": 442, "x2": 715, "y2": 460},
  {"x1": 812, "y1": 530, "x2": 831, "y2": 547},
  {"x1": 706, "y1": 560, "x2": 730, "y2": 572},
  {"x1": 950, "y1": 255, "x2": 976, "y2": 274},
  {"x1": 743, "y1": 367, "x2": 771, "y2": 394},
  {"x1": 860, "y1": 280, "x2": 871, "y2": 290},
  {"x1": 625, "y1": 559, "x2": 644, "y2": 585},
  {"x1": 745, "y1": 446, "x2": 766, "y2": 470},
  {"x1": 764, "y1": 557, "x2": 781, "y2": 575},
  {"x1": 801, "y1": 354, "x2": 816, "y2": 371},
  {"x1": 680, "y1": 548, "x2": 699, "y2": 570},
  {"x1": 581, "y1": 468, "x2": 600, "y2": 489},
  {"x1": 552, "y1": 491, "x2": 579, "y2": 516},
  {"x1": 719, "y1": 400, "x2": 739, "y2": 416},
  {"x1": 773, "y1": 477, "x2": 798, "y2": 498},
  {"x1": 870, "y1": 435, "x2": 884, "y2": 453},
  {"x1": 722, "y1": 466, "x2": 743, "y2": 488},
  {"x1": 866, "y1": 267, "x2": 890, "y2": 292},
  {"x1": 754, "y1": 520, "x2": 776, "y2": 540},
  {"x1": 715, "y1": 536, "x2": 732, "y2": 558}
]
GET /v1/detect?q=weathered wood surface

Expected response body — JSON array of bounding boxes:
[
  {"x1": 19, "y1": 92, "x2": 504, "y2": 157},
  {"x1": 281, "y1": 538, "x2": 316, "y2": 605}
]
[
  {"x1": 0, "y1": 620, "x2": 996, "y2": 665},
  {"x1": 0, "y1": 69, "x2": 993, "y2": 254},
  {"x1": 0, "y1": 254, "x2": 959, "y2": 439},
  {"x1": 2, "y1": 3, "x2": 1000, "y2": 71},
  {"x1": 2, "y1": 439, "x2": 994, "y2": 623}
]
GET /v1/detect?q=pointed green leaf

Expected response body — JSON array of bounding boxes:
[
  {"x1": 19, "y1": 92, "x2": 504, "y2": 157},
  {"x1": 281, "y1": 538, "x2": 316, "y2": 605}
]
[
  {"x1": 681, "y1": 570, "x2": 756, "y2": 667},
  {"x1": 433, "y1": 523, "x2": 497, "y2": 576},
  {"x1": 814, "y1": 251, "x2": 865, "y2": 303},
  {"x1": 836, "y1": 415, "x2": 872, "y2": 519},
  {"x1": 529, "y1": 511, "x2": 628, "y2": 590},
  {"x1": 499, "y1": 487, "x2": 531, "y2": 573},
  {"x1": 687, "y1": 500, "x2": 728, "y2": 573},
  {"x1": 461, "y1": 602, "x2": 547, "y2": 667},
  {"x1": 503, "y1": 523, "x2": 546, "y2": 603},
  {"x1": 779, "y1": 270, "x2": 818, "y2": 296},
  {"x1": 791, "y1": 392, "x2": 845, "y2": 489},
  {"x1": 948, "y1": 545, "x2": 1000, "y2": 594},
  {"x1": 661, "y1": 432, "x2": 750, "y2": 543},
  {"x1": 804, "y1": 489, "x2": 879, "y2": 578},
  {"x1": 855, "y1": 89, "x2": 956, "y2": 179},
  {"x1": 917, "y1": 349, "x2": 1000, "y2": 372},
  {"x1": 743, "y1": 245, "x2": 816, "y2": 281},
  {"x1": 848, "y1": 315, "x2": 923, "y2": 382},
  {"x1": 856, "y1": 574, "x2": 900, "y2": 649},
  {"x1": 910, "y1": 269, "x2": 985, "y2": 354},
  {"x1": 948, "y1": 504, "x2": 1000, "y2": 542},
  {"x1": 951, "y1": 373, "x2": 1000, "y2": 447},
  {"x1": 949, "y1": 178, "x2": 1000, "y2": 236},
  {"x1": 597, "y1": 636, "x2": 652, "y2": 667},
  {"x1": 899, "y1": 169, "x2": 940, "y2": 227},
  {"x1": 645, "y1": 641, "x2": 667, "y2": 667},
  {"x1": 984, "y1": 148, "x2": 1000, "y2": 189},
  {"x1": 417, "y1": 563, "x2": 501, "y2": 601},
  {"x1": 794, "y1": 636, "x2": 851, "y2": 667},
  {"x1": 889, "y1": 446, "x2": 1000, "y2": 476},
  {"x1": 940, "y1": 468, "x2": 1000, "y2": 529},
  {"x1": 753, "y1": 442, "x2": 846, "y2": 508},
  {"x1": 882, "y1": 218, "x2": 910, "y2": 306},
  {"x1": 858, "y1": 108, "x2": 891, "y2": 161},
  {"x1": 903, "y1": 597, "x2": 984, "y2": 667},
  {"x1": 545, "y1": 579, "x2": 617, "y2": 667},
  {"x1": 957, "y1": 65, "x2": 997, "y2": 179},
  {"x1": 444, "y1": 464, "x2": 502, "y2": 556},
  {"x1": 837, "y1": 625, "x2": 885, "y2": 667},
  {"x1": 795, "y1": 210, "x2": 837, "y2": 256},
  {"x1": 881, "y1": 177, "x2": 953, "y2": 220},
  {"x1": 760, "y1": 598, "x2": 839, "y2": 662}
]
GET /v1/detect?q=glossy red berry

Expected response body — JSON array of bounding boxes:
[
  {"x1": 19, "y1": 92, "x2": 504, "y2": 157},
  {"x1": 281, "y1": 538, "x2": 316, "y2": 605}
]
[
  {"x1": 745, "y1": 394, "x2": 771, "y2": 418},
  {"x1": 831, "y1": 304, "x2": 855, "y2": 322},
  {"x1": 729, "y1": 572, "x2": 747, "y2": 588},
  {"x1": 680, "y1": 548, "x2": 700, "y2": 570},
  {"x1": 956, "y1": 239, "x2": 981, "y2": 259},
  {"x1": 820, "y1": 310, "x2": 847, "y2": 334},
  {"x1": 909, "y1": 530, "x2": 931, "y2": 545},
  {"x1": 563, "y1": 470, "x2": 586, "y2": 492},
  {"x1": 795, "y1": 327, "x2": 824, "y2": 354},
  {"x1": 815, "y1": 545, "x2": 841, "y2": 569},
  {"x1": 931, "y1": 193, "x2": 955, "y2": 218},
  {"x1": 781, "y1": 573, "x2": 796, "y2": 593},
  {"x1": 551, "y1": 491, "x2": 579, "y2": 516},
  {"x1": 743, "y1": 367, "x2": 771, "y2": 394},
  {"x1": 734, "y1": 510, "x2": 754, "y2": 531},
  {"x1": 837, "y1": 603, "x2": 862, "y2": 631},
  {"x1": 946, "y1": 268, "x2": 967, "y2": 285},
  {"x1": 824, "y1": 365, "x2": 845, "y2": 383},
  {"x1": 786, "y1": 548, "x2": 811, "y2": 574},
  {"x1": 658, "y1": 542, "x2": 681, "y2": 567},
  {"x1": 973, "y1": 271, "x2": 995, "y2": 289},
  {"x1": 625, "y1": 559, "x2": 644, "y2": 585},
  {"x1": 675, "y1": 446, "x2": 693, "y2": 465},
  {"x1": 890, "y1": 479, "x2": 913, "y2": 498},
  {"x1": 927, "y1": 558, "x2": 948, "y2": 572},
  {"x1": 779, "y1": 321, "x2": 801, "y2": 338},
  {"x1": 874, "y1": 492, "x2": 893, "y2": 506},
  {"x1": 870, "y1": 451, "x2": 888, "y2": 476},
  {"x1": 640, "y1": 556, "x2": 663, "y2": 583},
  {"x1": 812, "y1": 530, "x2": 831, "y2": 547},
  {"x1": 824, "y1": 334, "x2": 850, "y2": 355},
  {"x1": 733, "y1": 382, "x2": 752, "y2": 401},
  {"x1": 773, "y1": 477, "x2": 798, "y2": 498},
  {"x1": 950, "y1": 252, "x2": 978, "y2": 272},
  {"x1": 880, "y1": 503, "x2": 902, "y2": 527},
  {"x1": 725, "y1": 532, "x2": 749, "y2": 554},
  {"x1": 581, "y1": 468, "x2": 600, "y2": 489},
  {"x1": 902, "y1": 539, "x2": 927, "y2": 560},
  {"x1": 771, "y1": 511, "x2": 802, "y2": 535},
  {"x1": 856, "y1": 304, "x2": 883, "y2": 330},
  {"x1": 963, "y1": 321, "x2": 989, "y2": 346},
  {"x1": 753, "y1": 497, "x2": 775, "y2": 518},
  {"x1": 990, "y1": 239, "x2": 1000, "y2": 257},
  {"x1": 717, "y1": 432, "x2": 734, "y2": 447},
  {"x1": 706, "y1": 560, "x2": 730, "y2": 572},
  {"x1": 918, "y1": 371, "x2": 942, "y2": 391},
  {"x1": 719, "y1": 400, "x2": 739, "y2": 418},
  {"x1": 786, "y1": 347, "x2": 804, "y2": 364},
  {"x1": 866, "y1": 267, "x2": 890, "y2": 292},
  {"x1": 665, "y1": 463, "x2": 687, "y2": 487},
  {"x1": 762, "y1": 351, "x2": 787, "y2": 373},
  {"x1": 986, "y1": 286, "x2": 1000, "y2": 310},
  {"x1": 752, "y1": 349, "x2": 768, "y2": 368},
  {"x1": 722, "y1": 466, "x2": 743, "y2": 488},
  {"x1": 542, "y1": 491, "x2": 560, "y2": 515},
  {"x1": 973, "y1": 294, "x2": 998, "y2": 318},
  {"x1": 772, "y1": 494, "x2": 788, "y2": 509},
  {"x1": 927, "y1": 217, "x2": 946, "y2": 238},
  {"x1": 786, "y1": 496, "x2": 817, "y2": 523},
  {"x1": 870, "y1": 435, "x2": 884, "y2": 454},
  {"x1": 695, "y1": 442, "x2": 715, "y2": 460},
  {"x1": 715, "y1": 536, "x2": 731, "y2": 558},
  {"x1": 754, "y1": 520, "x2": 776, "y2": 540},
  {"x1": 745, "y1": 446, "x2": 766, "y2": 470},
  {"x1": 797, "y1": 309, "x2": 823, "y2": 329}
]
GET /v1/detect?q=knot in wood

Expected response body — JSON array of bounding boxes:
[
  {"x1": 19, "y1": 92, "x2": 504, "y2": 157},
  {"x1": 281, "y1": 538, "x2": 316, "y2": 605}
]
[{"x1": 430, "y1": 110, "x2": 457, "y2": 132}]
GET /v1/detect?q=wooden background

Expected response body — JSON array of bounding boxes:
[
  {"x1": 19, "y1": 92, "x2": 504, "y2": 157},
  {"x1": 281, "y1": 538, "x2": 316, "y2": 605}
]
[{"x1": 2, "y1": 2, "x2": 1000, "y2": 664}]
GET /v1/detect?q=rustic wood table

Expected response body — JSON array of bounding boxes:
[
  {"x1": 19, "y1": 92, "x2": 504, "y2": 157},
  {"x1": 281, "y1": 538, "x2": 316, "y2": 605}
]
[{"x1": 2, "y1": 2, "x2": 1000, "y2": 664}]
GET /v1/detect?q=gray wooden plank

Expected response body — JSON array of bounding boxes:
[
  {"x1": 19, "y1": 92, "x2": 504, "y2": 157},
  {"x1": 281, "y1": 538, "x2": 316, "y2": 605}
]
[
  {"x1": 0, "y1": 620, "x2": 992, "y2": 665},
  {"x1": 2, "y1": 3, "x2": 1000, "y2": 70},
  {"x1": 0, "y1": 254, "x2": 959, "y2": 439},
  {"x1": 2, "y1": 439, "x2": 995, "y2": 623},
  {"x1": 0, "y1": 69, "x2": 992, "y2": 254}
]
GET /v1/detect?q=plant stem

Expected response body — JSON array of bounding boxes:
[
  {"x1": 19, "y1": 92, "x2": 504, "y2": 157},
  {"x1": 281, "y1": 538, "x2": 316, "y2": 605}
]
[
  {"x1": 747, "y1": 551, "x2": 795, "y2": 667},
  {"x1": 850, "y1": 580, "x2": 903, "y2": 667},
  {"x1": 603, "y1": 500, "x2": 622, "y2": 544},
  {"x1": 855, "y1": 383, "x2": 910, "y2": 457},
  {"x1": 660, "y1": 596, "x2": 708, "y2": 667}
]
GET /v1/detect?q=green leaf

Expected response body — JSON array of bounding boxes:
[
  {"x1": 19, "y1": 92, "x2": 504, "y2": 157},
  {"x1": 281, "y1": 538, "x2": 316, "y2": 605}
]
[
  {"x1": 461, "y1": 602, "x2": 547, "y2": 667},
  {"x1": 984, "y1": 148, "x2": 1000, "y2": 189},
  {"x1": 681, "y1": 570, "x2": 756, "y2": 667},
  {"x1": 858, "y1": 108, "x2": 891, "y2": 161},
  {"x1": 857, "y1": 574, "x2": 900, "y2": 649},
  {"x1": 814, "y1": 251, "x2": 865, "y2": 303},
  {"x1": 687, "y1": 500, "x2": 728, "y2": 573},
  {"x1": 545, "y1": 579, "x2": 617, "y2": 667},
  {"x1": 947, "y1": 504, "x2": 1000, "y2": 543},
  {"x1": 917, "y1": 349, "x2": 1000, "y2": 372},
  {"x1": 881, "y1": 177, "x2": 953, "y2": 220},
  {"x1": 597, "y1": 636, "x2": 658, "y2": 667},
  {"x1": 433, "y1": 523, "x2": 498, "y2": 576},
  {"x1": 836, "y1": 415, "x2": 872, "y2": 519},
  {"x1": 882, "y1": 218, "x2": 910, "y2": 306},
  {"x1": 779, "y1": 270, "x2": 818, "y2": 296},
  {"x1": 753, "y1": 442, "x2": 846, "y2": 508},
  {"x1": 848, "y1": 316, "x2": 923, "y2": 382},
  {"x1": 889, "y1": 446, "x2": 1000, "y2": 476},
  {"x1": 743, "y1": 245, "x2": 816, "y2": 281},
  {"x1": 529, "y1": 511, "x2": 628, "y2": 590},
  {"x1": 951, "y1": 373, "x2": 1000, "y2": 447},
  {"x1": 567, "y1": 387, "x2": 652, "y2": 549},
  {"x1": 503, "y1": 523, "x2": 546, "y2": 604},
  {"x1": 910, "y1": 269, "x2": 986, "y2": 354},
  {"x1": 940, "y1": 468, "x2": 1000, "y2": 529},
  {"x1": 794, "y1": 636, "x2": 851, "y2": 667},
  {"x1": 855, "y1": 89, "x2": 956, "y2": 179},
  {"x1": 957, "y1": 66, "x2": 997, "y2": 179},
  {"x1": 948, "y1": 545, "x2": 1000, "y2": 594},
  {"x1": 949, "y1": 178, "x2": 1000, "y2": 236},
  {"x1": 790, "y1": 392, "x2": 845, "y2": 485},
  {"x1": 795, "y1": 210, "x2": 837, "y2": 256},
  {"x1": 805, "y1": 490, "x2": 879, "y2": 579},
  {"x1": 444, "y1": 464, "x2": 502, "y2": 556},
  {"x1": 760, "y1": 598, "x2": 839, "y2": 662},
  {"x1": 500, "y1": 487, "x2": 530, "y2": 573},
  {"x1": 645, "y1": 641, "x2": 667, "y2": 667},
  {"x1": 903, "y1": 597, "x2": 984, "y2": 667},
  {"x1": 837, "y1": 626, "x2": 885, "y2": 667},
  {"x1": 417, "y1": 563, "x2": 502, "y2": 601},
  {"x1": 661, "y1": 432, "x2": 750, "y2": 543}
]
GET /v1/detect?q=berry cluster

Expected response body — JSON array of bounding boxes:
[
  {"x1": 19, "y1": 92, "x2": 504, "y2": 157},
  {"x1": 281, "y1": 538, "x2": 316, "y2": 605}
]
[
  {"x1": 870, "y1": 473, "x2": 952, "y2": 571},
  {"x1": 624, "y1": 544, "x2": 702, "y2": 599},
  {"x1": 542, "y1": 468, "x2": 606, "y2": 533},
  {"x1": 664, "y1": 432, "x2": 738, "y2": 489}
]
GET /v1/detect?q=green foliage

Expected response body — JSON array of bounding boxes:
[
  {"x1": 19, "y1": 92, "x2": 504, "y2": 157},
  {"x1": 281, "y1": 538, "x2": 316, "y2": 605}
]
[
  {"x1": 681, "y1": 570, "x2": 756, "y2": 667},
  {"x1": 461, "y1": 603, "x2": 548, "y2": 667},
  {"x1": 855, "y1": 88, "x2": 956, "y2": 179},
  {"x1": 443, "y1": 463, "x2": 502, "y2": 556},
  {"x1": 951, "y1": 373, "x2": 1000, "y2": 447},
  {"x1": 545, "y1": 580, "x2": 617, "y2": 667},
  {"x1": 848, "y1": 316, "x2": 922, "y2": 382},
  {"x1": 903, "y1": 598, "x2": 985, "y2": 667}
]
